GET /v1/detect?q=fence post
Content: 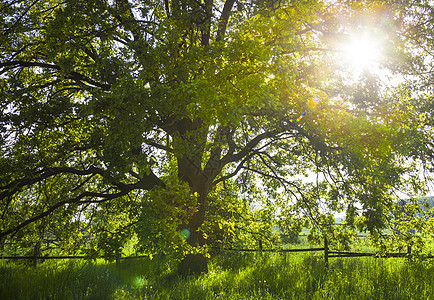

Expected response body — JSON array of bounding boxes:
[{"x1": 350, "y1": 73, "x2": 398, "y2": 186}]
[
  {"x1": 324, "y1": 237, "x2": 329, "y2": 267},
  {"x1": 33, "y1": 241, "x2": 41, "y2": 269},
  {"x1": 407, "y1": 245, "x2": 412, "y2": 256}
]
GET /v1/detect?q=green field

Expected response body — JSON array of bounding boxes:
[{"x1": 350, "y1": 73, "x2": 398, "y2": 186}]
[{"x1": 2, "y1": 251, "x2": 434, "y2": 300}]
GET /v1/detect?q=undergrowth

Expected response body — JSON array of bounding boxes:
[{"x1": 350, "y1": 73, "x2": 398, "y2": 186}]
[{"x1": 1, "y1": 252, "x2": 434, "y2": 299}]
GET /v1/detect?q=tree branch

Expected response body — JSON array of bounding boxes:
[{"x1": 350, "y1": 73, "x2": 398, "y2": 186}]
[
  {"x1": 3, "y1": 0, "x2": 39, "y2": 36},
  {"x1": 216, "y1": 0, "x2": 236, "y2": 42},
  {"x1": 221, "y1": 129, "x2": 280, "y2": 165},
  {"x1": 242, "y1": 165, "x2": 319, "y2": 226},
  {"x1": 213, "y1": 152, "x2": 255, "y2": 185},
  {"x1": 0, "y1": 190, "x2": 127, "y2": 238},
  {"x1": 0, "y1": 166, "x2": 106, "y2": 201},
  {"x1": 0, "y1": 61, "x2": 111, "y2": 90},
  {"x1": 0, "y1": 170, "x2": 165, "y2": 238},
  {"x1": 144, "y1": 140, "x2": 173, "y2": 153}
]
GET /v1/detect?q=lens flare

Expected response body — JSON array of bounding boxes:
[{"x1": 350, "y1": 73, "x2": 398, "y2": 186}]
[
  {"x1": 295, "y1": 112, "x2": 306, "y2": 123},
  {"x1": 308, "y1": 96, "x2": 320, "y2": 109},
  {"x1": 133, "y1": 276, "x2": 146, "y2": 287},
  {"x1": 293, "y1": 96, "x2": 320, "y2": 125},
  {"x1": 179, "y1": 228, "x2": 191, "y2": 240}
]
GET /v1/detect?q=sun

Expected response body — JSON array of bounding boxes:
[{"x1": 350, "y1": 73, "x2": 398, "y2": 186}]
[{"x1": 341, "y1": 31, "x2": 382, "y2": 75}]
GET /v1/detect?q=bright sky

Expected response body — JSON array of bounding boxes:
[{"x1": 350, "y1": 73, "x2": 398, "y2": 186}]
[
  {"x1": 338, "y1": 28, "x2": 406, "y2": 89},
  {"x1": 342, "y1": 33, "x2": 380, "y2": 71},
  {"x1": 337, "y1": 28, "x2": 385, "y2": 83},
  {"x1": 338, "y1": 29, "x2": 434, "y2": 202}
]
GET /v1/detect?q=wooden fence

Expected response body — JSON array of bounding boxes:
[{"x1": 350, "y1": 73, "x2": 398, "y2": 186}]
[
  {"x1": 214, "y1": 237, "x2": 415, "y2": 266},
  {"x1": 0, "y1": 237, "x2": 418, "y2": 268}
]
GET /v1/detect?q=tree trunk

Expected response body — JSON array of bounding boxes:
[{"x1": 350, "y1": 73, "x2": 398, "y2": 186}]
[
  {"x1": 178, "y1": 193, "x2": 209, "y2": 276},
  {"x1": 178, "y1": 253, "x2": 208, "y2": 276},
  {"x1": 173, "y1": 119, "x2": 220, "y2": 275}
]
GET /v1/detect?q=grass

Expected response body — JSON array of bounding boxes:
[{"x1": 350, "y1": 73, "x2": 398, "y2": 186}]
[{"x1": 2, "y1": 252, "x2": 434, "y2": 299}]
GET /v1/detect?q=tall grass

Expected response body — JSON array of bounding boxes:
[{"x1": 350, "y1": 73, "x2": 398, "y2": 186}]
[{"x1": 2, "y1": 252, "x2": 434, "y2": 299}]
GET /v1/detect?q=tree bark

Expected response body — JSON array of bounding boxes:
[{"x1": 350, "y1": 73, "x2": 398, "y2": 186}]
[
  {"x1": 177, "y1": 184, "x2": 210, "y2": 275},
  {"x1": 176, "y1": 152, "x2": 213, "y2": 275},
  {"x1": 173, "y1": 120, "x2": 226, "y2": 275}
]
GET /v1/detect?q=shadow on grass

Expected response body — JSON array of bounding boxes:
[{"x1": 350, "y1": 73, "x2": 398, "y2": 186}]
[{"x1": 2, "y1": 253, "x2": 434, "y2": 299}]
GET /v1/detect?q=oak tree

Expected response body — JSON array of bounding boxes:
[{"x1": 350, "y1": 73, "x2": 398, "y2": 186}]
[{"x1": 1, "y1": 0, "x2": 428, "y2": 272}]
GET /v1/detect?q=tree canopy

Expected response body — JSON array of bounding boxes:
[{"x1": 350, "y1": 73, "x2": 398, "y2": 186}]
[{"x1": 1, "y1": 0, "x2": 434, "y2": 273}]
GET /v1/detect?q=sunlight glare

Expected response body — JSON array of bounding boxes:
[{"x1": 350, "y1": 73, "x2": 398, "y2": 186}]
[{"x1": 342, "y1": 32, "x2": 381, "y2": 73}]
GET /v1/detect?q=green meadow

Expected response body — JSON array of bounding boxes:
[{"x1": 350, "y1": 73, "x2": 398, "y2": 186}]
[
  {"x1": 3, "y1": 2, "x2": 434, "y2": 300},
  {"x1": 2, "y1": 251, "x2": 434, "y2": 300}
]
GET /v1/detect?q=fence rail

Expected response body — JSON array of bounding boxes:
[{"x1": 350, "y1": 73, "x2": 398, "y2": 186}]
[
  {"x1": 0, "y1": 237, "x2": 420, "y2": 267},
  {"x1": 0, "y1": 255, "x2": 148, "y2": 260},
  {"x1": 216, "y1": 247, "x2": 325, "y2": 253},
  {"x1": 0, "y1": 256, "x2": 87, "y2": 260},
  {"x1": 328, "y1": 251, "x2": 415, "y2": 258},
  {"x1": 214, "y1": 237, "x2": 415, "y2": 265}
]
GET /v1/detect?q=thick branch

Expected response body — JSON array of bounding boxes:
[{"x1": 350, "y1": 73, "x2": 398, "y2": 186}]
[
  {"x1": 216, "y1": 0, "x2": 236, "y2": 42},
  {"x1": 0, "y1": 167, "x2": 106, "y2": 201},
  {"x1": 220, "y1": 129, "x2": 280, "y2": 165},
  {"x1": 213, "y1": 152, "x2": 255, "y2": 185},
  {"x1": 203, "y1": 125, "x2": 235, "y2": 180},
  {"x1": 144, "y1": 140, "x2": 173, "y2": 153},
  {"x1": 216, "y1": 120, "x2": 342, "y2": 184},
  {"x1": 201, "y1": 0, "x2": 213, "y2": 46},
  {"x1": 0, "y1": 190, "x2": 126, "y2": 238},
  {"x1": 1, "y1": 166, "x2": 164, "y2": 201},
  {"x1": 0, "y1": 61, "x2": 111, "y2": 90},
  {"x1": 67, "y1": 71, "x2": 111, "y2": 90},
  {"x1": 0, "y1": 170, "x2": 164, "y2": 238}
]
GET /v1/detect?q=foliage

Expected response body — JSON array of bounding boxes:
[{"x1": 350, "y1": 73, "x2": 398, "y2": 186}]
[
  {"x1": 2, "y1": 0, "x2": 434, "y2": 270},
  {"x1": 134, "y1": 179, "x2": 199, "y2": 259}
]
